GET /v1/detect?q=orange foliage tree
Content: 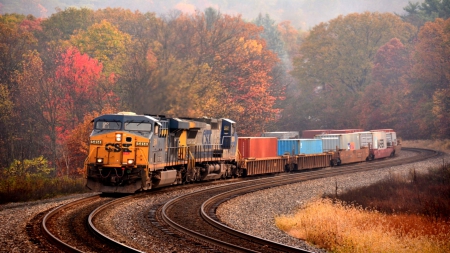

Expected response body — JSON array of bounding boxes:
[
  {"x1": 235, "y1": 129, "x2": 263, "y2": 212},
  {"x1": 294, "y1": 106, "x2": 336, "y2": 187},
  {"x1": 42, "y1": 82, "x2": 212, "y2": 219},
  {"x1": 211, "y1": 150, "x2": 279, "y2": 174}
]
[
  {"x1": 411, "y1": 18, "x2": 450, "y2": 138},
  {"x1": 359, "y1": 38, "x2": 413, "y2": 134}
]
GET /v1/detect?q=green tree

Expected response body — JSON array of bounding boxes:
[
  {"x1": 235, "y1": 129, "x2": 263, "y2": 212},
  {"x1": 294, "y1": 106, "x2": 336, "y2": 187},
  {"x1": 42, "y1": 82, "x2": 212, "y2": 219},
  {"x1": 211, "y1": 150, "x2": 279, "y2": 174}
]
[
  {"x1": 401, "y1": 0, "x2": 450, "y2": 27},
  {"x1": 39, "y1": 7, "x2": 94, "y2": 41}
]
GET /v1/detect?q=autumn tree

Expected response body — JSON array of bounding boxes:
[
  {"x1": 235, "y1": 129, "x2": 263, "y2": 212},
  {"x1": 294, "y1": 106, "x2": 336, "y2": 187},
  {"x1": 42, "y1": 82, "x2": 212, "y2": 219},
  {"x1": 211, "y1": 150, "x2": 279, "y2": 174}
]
[
  {"x1": 290, "y1": 12, "x2": 416, "y2": 129},
  {"x1": 14, "y1": 48, "x2": 118, "y2": 174},
  {"x1": 54, "y1": 47, "x2": 119, "y2": 129},
  {"x1": 0, "y1": 14, "x2": 40, "y2": 168},
  {"x1": 68, "y1": 20, "x2": 132, "y2": 76},
  {"x1": 145, "y1": 10, "x2": 282, "y2": 135},
  {"x1": 0, "y1": 14, "x2": 37, "y2": 88},
  {"x1": 277, "y1": 20, "x2": 305, "y2": 60},
  {"x1": 359, "y1": 38, "x2": 413, "y2": 134},
  {"x1": 410, "y1": 18, "x2": 450, "y2": 138}
]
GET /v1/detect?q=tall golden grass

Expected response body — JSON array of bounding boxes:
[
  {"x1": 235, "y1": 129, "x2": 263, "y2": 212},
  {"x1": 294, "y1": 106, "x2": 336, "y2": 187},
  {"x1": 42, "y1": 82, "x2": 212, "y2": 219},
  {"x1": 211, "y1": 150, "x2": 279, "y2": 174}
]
[
  {"x1": 275, "y1": 198, "x2": 450, "y2": 253},
  {"x1": 275, "y1": 161, "x2": 450, "y2": 252}
]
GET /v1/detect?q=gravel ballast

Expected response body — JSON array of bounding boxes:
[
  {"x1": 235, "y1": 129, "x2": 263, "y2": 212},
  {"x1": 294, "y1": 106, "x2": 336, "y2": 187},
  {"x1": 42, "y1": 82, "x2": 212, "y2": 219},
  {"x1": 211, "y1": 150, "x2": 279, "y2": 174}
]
[{"x1": 0, "y1": 192, "x2": 97, "y2": 252}]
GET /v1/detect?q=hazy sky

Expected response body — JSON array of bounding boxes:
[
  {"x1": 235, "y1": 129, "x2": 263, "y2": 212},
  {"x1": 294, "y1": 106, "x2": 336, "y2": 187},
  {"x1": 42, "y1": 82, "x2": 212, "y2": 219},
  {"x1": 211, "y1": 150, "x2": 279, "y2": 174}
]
[{"x1": 1, "y1": 0, "x2": 417, "y2": 29}]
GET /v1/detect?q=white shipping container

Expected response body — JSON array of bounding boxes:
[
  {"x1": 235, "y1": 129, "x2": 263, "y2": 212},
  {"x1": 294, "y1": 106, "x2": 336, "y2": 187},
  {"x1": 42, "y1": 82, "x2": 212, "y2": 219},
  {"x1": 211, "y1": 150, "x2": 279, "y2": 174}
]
[
  {"x1": 315, "y1": 134, "x2": 340, "y2": 152},
  {"x1": 340, "y1": 133, "x2": 361, "y2": 150},
  {"x1": 315, "y1": 133, "x2": 360, "y2": 151},
  {"x1": 358, "y1": 132, "x2": 373, "y2": 148},
  {"x1": 371, "y1": 131, "x2": 387, "y2": 149},
  {"x1": 386, "y1": 132, "x2": 398, "y2": 146}
]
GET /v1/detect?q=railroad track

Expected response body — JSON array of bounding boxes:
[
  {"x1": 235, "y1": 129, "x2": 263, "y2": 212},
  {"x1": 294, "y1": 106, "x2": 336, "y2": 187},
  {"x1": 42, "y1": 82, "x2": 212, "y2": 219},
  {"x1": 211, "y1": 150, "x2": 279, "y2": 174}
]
[
  {"x1": 37, "y1": 148, "x2": 439, "y2": 252},
  {"x1": 38, "y1": 194, "x2": 129, "y2": 252},
  {"x1": 159, "y1": 148, "x2": 440, "y2": 252}
]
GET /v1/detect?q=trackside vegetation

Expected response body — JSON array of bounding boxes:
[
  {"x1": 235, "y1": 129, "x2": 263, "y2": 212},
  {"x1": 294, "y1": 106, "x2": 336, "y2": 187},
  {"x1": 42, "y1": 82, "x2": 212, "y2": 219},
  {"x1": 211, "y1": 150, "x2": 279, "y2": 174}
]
[
  {"x1": 275, "y1": 161, "x2": 450, "y2": 252},
  {"x1": 0, "y1": 157, "x2": 88, "y2": 205}
]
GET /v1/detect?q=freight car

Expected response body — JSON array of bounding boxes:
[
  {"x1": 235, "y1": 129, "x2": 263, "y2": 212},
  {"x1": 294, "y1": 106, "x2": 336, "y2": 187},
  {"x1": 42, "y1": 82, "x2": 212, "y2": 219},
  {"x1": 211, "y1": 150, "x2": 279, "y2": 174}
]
[
  {"x1": 84, "y1": 112, "x2": 399, "y2": 193},
  {"x1": 313, "y1": 130, "x2": 401, "y2": 166}
]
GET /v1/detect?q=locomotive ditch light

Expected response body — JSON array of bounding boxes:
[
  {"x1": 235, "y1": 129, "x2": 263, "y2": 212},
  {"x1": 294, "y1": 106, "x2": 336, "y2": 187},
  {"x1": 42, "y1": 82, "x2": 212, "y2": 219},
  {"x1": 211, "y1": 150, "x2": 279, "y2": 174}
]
[
  {"x1": 127, "y1": 159, "x2": 134, "y2": 165},
  {"x1": 116, "y1": 133, "x2": 122, "y2": 142},
  {"x1": 96, "y1": 158, "x2": 104, "y2": 163}
]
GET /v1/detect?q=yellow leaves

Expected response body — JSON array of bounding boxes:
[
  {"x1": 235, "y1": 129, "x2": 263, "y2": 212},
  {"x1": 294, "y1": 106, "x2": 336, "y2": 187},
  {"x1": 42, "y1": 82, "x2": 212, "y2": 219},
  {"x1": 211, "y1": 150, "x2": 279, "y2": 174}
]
[
  {"x1": 236, "y1": 38, "x2": 263, "y2": 56},
  {"x1": 0, "y1": 84, "x2": 12, "y2": 121},
  {"x1": 69, "y1": 20, "x2": 132, "y2": 75},
  {"x1": 6, "y1": 156, "x2": 53, "y2": 176}
]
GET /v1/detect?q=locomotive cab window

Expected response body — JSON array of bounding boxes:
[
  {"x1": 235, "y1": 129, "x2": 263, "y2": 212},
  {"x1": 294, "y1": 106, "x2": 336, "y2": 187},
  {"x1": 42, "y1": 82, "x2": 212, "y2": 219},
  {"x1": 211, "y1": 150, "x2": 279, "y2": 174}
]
[
  {"x1": 187, "y1": 130, "x2": 198, "y2": 139},
  {"x1": 223, "y1": 125, "x2": 230, "y2": 134},
  {"x1": 95, "y1": 121, "x2": 122, "y2": 130},
  {"x1": 124, "y1": 122, "x2": 152, "y2": 132}
]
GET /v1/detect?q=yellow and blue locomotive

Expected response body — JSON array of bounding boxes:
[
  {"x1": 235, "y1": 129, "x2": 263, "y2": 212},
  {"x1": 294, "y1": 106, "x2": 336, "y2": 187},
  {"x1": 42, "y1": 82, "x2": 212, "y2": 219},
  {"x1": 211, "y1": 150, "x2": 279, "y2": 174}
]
[{"x1": 84, "y1": 112, "x2": 239, "y2": 193}]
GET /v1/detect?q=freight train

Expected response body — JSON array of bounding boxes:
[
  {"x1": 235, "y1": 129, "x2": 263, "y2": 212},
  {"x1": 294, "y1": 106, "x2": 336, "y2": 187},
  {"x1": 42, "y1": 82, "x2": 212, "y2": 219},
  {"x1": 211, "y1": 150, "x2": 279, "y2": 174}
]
[{"x1": 84, "y1": 112, "x2": 401, "y2": 193}]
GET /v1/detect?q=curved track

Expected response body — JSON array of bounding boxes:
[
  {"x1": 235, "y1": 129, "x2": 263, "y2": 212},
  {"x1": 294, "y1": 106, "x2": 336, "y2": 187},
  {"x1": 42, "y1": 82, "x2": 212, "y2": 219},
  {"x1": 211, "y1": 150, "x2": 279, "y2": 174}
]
[
  {"x1": 39, "y1": 148, "x2": 439, "y2": 252},
  {"x1": 40, "y1": 194, "x2": 130, "y2": 252},
  {"x1": 160, "y1": 148, "x2": 440, "y2": 252}
]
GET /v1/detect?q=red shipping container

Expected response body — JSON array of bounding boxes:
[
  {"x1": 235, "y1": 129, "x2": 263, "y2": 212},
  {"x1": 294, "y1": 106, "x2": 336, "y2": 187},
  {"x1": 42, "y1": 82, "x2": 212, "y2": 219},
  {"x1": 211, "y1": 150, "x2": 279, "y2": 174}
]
[{"x1": 238, "y1": 137, "x2": 278, "y2": 159}]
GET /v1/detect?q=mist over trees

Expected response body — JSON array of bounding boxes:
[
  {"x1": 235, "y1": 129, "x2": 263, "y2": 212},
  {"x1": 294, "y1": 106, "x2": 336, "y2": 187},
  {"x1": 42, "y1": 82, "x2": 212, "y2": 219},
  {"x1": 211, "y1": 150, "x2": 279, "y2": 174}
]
[
  {"x1": 0, "y1": 0, "x2": 449, "y2": 176},
  {"x1": 1, "y1": 0, "x2": 414, "y2": 29}
]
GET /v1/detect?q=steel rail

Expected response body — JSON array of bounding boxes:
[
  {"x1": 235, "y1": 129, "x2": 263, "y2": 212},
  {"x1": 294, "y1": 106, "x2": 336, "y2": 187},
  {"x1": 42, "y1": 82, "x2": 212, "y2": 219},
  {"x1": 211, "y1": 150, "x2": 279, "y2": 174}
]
[
  {"x1": 87, "y1": 195, "x2": 145, "y2": 253},
  {"x1": 41, "y1": 195, "x2": 101, "y2": 253}
]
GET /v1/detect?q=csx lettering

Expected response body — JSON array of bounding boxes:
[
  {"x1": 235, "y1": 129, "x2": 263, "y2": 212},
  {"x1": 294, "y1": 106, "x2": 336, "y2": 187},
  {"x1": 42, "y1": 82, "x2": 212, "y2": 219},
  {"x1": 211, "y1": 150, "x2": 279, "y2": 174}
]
[
  {"x1": 105, "y1": 143, "x2": 121, "y2": 152},
  {"x1": 105, "y1": 143, "x2": 132, "y2": 152}
]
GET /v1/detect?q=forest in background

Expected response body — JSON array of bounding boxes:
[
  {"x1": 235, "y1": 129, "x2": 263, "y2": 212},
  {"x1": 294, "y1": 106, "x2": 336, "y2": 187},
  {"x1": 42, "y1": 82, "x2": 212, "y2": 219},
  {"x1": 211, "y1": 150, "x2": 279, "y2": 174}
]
[
  {"x1": 0, "y1": 0, "x2": 449, "y2": 177},
  {"x1": 1, "y1": 0, "x2": 413, "y2": 29}
]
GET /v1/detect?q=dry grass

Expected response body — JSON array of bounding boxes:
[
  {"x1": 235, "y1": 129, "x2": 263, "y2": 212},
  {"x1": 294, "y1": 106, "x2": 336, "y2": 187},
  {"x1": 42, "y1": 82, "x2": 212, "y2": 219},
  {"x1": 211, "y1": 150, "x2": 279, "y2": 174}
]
[
  {"x1": 401, "y1": 139, "x2": 450, "y2": 152},
  {"x1": 275, "y1": 162, "x2": 450, "y2": 252},
  {"x1": 0, "y1": 175, "x2": 89, "y2": 204},
  {"x1": 275, "y1": 198, "x2": 450, "y2": 253}
]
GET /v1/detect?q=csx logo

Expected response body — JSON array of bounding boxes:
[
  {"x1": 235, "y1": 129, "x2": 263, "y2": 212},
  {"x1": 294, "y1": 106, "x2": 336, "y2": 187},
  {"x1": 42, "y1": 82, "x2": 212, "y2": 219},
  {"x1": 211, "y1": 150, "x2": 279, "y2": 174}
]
[{"x1": 105, "y1": 143, "x2": 132, "y2": 152}]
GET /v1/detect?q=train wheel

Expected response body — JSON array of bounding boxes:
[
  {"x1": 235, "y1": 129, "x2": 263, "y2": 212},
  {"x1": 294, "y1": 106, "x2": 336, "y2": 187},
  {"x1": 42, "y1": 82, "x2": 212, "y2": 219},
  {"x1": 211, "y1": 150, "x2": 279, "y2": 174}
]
[{"x1": 331, "y1": 159, "x2": 338, "y2": 167}]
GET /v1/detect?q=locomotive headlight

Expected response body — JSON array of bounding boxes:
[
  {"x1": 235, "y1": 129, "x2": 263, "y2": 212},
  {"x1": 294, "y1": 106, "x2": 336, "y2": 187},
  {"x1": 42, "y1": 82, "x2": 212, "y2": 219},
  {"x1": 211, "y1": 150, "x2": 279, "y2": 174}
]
[
  {"x1": 96, "y1": 158, "x2": 103, "y2": 163},
  {"x1": 115, "y1": 133, "x2": 122, "y2": 142},
  {"x1": 127, "y1": 159, "x2": 134, "y2": 165}
]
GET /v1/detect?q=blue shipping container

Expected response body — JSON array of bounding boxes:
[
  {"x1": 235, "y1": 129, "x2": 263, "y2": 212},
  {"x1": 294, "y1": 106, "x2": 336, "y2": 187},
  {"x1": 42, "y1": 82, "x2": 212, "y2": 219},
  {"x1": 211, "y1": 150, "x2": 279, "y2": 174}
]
[
  {"x1": 278, "y1": 139, "x2": 300, "y2": 155},
  {"x1": 277, "y1": 139, "x2": 323, "y2": 155}
]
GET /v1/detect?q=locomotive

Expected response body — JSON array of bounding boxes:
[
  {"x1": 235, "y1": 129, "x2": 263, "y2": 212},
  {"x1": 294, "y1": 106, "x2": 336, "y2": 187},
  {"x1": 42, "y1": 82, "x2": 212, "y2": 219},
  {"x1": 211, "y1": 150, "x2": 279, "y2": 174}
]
[
  {"x1": 84, "y1": 112, "x2": 401, "y2": 193},
  {"x1": 84, "y1": 112, "x2": 239, "y2": 193}
]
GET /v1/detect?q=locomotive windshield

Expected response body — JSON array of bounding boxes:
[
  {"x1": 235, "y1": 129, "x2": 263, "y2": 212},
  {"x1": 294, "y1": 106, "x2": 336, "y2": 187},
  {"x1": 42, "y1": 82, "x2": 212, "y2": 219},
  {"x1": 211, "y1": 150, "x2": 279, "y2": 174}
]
[
  {"x1": 124, "y1": 122, "x2": 152, "y2": 132},
  {"x1": 95, "y1": 121, "x2": 122, "y2": 130}
]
